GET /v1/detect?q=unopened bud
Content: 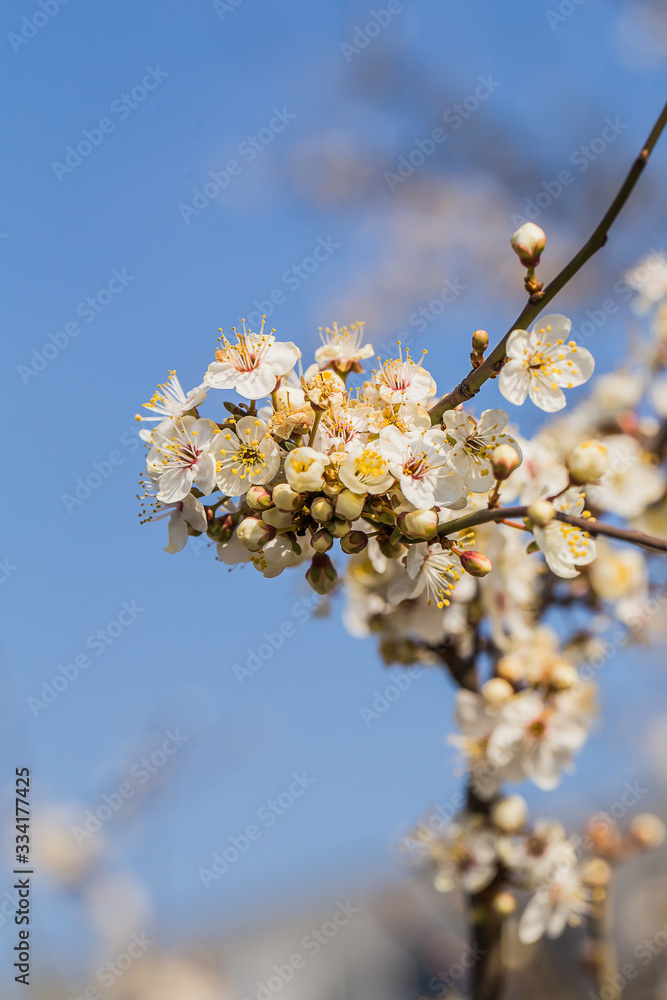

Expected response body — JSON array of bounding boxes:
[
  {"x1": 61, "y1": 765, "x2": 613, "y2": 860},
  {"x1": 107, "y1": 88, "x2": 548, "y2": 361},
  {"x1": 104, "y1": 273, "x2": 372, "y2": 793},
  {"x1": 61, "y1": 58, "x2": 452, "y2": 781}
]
[
  {"x1": 471, "y1": 329, "x2": 489, "y2": 353},
  {"x1": 492, "y1": 891, "x2": 517, "y2": 917},
  {"x1": 549, "y1": 661, "x2": 579, "y2": 691},
  {"x1": 335, "y1": 488, "x2": 367, "y2": 521},
  {"x1": 497, "y1": 653, "x2": 524, "y2": 684},
  {"x1": 237, "y1": 516, "x2": 275, "y2": 552},
  {"x1": 311, "y1": 528, "x2": 334, "y2": 553},
  {"x1": 528, "y1": 499, "x2": 555, "y2": 526},
  {"x1": 340, "y1": 530, "x2": 369, "y2": 554},
  {"x1": 510, "y1": 222, "x2": 546, "y2": 268},
  {"x1": 580, "y1": 857, "x2": 613, "y2": 887},
  {"x1": 398, "y1": 509, "x2": 438, "y2": 540},
  {"x1": 207, "y1": 514, "x2": 234, "y2": 543},
  {"x1": 262, "y1": 507, "x2": 295, "y2": 531},
  {"x1": 628, "y1": 813, "x2": 666, "y2": 850},
  {"x1": 246, "y1": 485, "x2": 274, "y2": 511},
  {"x1": 568, "y1": 439, "x2": 609, "y2": 484},
  {"x1": 262, "y1": 535, "x2": 299, "y2": 569},
  {"x1": 272, "y1": 482, "x2": 305, "y2": 512},
  {"x1": 330, "y1": 518, "x2": 351, "y2": 537},
  {"x1": 378, "y1": 537, "x2": 404, "y2": 559},
  {"x1": 310, "y1": 496, "x2": 334, "y2": 523},
  {"x1": 491, "y1": 443, "x2": 521, "y2": 480},
  {"x1": 482, "y1": 677, "x2": 514, "y2": 705},
  {"x1": 491, "y1": 795, "x2": 528, "y2": 833},
  {"x1": 460, "y1": 550, "x2": 492, "y2": 577},
  {"x1": 306, "y1": 554, "x2": 338, "y2": 594}
]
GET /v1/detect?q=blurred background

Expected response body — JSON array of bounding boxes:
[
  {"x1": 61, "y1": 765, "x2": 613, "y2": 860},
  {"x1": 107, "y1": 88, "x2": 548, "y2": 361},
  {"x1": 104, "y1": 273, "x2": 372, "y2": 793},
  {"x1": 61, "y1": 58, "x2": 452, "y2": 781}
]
[{"x1": 1, "y1": 1, "x2": 667, "y2": 996}]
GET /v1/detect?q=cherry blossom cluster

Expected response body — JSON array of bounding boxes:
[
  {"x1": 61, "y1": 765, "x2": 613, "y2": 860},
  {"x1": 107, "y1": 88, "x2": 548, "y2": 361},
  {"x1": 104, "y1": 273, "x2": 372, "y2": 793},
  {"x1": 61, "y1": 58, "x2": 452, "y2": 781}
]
[{"x1": 136, "y1": 227, "x2": 667, "y2": 961}]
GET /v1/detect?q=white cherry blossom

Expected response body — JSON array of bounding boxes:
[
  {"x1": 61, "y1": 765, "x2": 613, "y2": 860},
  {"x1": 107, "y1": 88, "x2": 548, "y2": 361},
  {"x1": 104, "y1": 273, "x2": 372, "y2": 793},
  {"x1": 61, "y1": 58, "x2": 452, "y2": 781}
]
[
  {"x1": 379, "y1": 425, "x2": 466, "y2": 509},
  {"x1": 499, "y1": 314, "x2": 594, "y2": 412},
  {"x1": 212, "y1": 416, "x2": 280, "y2": 496},
  {"x1": 204, "y1": 323, "x2": 300, "y2": 399},
  {"x1": 531, "y1": 488, "x2": 597, "y2": 579},
  {"x1": 443, "y1": 408, "x2": 522, "y2": 492},
  {"x1": 147, "y1": 416, "x2": 217, "y2": 503}
]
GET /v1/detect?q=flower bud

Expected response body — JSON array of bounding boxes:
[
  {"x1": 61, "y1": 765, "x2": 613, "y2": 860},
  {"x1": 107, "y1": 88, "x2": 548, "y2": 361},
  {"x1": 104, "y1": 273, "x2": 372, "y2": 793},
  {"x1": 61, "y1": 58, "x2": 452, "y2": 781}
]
[
  {"x1": 580, "y1": 857, "x2": 613, "y2": 887},
  {"x1": 237, "y1": 516, "x2": 275, "y2": 552},
  {"x1": 510, "y1": 222, "x2": 546, "y2": 267},
  {"x1": 492, "y1": 891, "x2": 517, "y2": 917},
  {"x1": 310, "y1": 497, "x2": 334, "y2": 523},
  {"x1": 306, "y1": 554, "x2": 338, "y2": 594},
  {"x1": 491, "y1": 795, "x2": 528, "y2": 833},
  {"x1": 471, "y1": 329, "x2": 489, "y2": 353},
  {"x1": 549, "y1": 661, "x2": 579, "y2": 691},
  {"x1": 207, "y1": 514, "x2": 234, "y2": 543},
  {"x1": 496, "y1": 653, "x2": 524, "y2": 685},
  {"x1": 340, "y1": 530, "x2": 369, "y2": 554},
  {"x1": 460, "y1": 550, "x2": 492, "y2": 577},
  {"x1": 262, "y1": 535, "x2": 299, "y2": 569},
  {"x1": 481, "y1": 677, "x2": 514, "y2": 705},
  {"x1": 398, "y1": 509, "x2": 438, "y2": 540},
  {"x1": 334, "y1": 488, "x2": 366, "y2": 521},
  {"x1": 491, "y1": 443, "x2": 521, "y2": 480},
  {"x1": 329, "y1": 518, "x2": 351, "y2": 537},
  {"x1": 568, "y1": 439, "x2": 609, "y2": 484},
  {"x1": 628, "y1": 813, "x2": 666, "y2": 850},
  {"x1": 246, "y1": 485, "x2": 274, "y2": 511},
  {"x1": 528, "y1": 499, "x2": 555, "y2": 527},
  {"x1": 378, "y1": 537, "x2": 404, "y2": 559},
  {"x1": 311, "y1": 528, "x2": 334, "y2": 553},
  {"x1": 262, "y1": 507, "x2": 295, "y2": 531},
  {"x1": 272, "y1": 482, "x2": 305, "y2": 512}
]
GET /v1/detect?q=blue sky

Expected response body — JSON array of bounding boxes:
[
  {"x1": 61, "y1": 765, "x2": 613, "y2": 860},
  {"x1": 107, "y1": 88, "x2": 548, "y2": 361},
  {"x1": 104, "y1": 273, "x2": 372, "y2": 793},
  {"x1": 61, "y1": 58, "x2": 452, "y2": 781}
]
[{"x1": 2, "y1": 0, "x2": 667, "y2": 983}]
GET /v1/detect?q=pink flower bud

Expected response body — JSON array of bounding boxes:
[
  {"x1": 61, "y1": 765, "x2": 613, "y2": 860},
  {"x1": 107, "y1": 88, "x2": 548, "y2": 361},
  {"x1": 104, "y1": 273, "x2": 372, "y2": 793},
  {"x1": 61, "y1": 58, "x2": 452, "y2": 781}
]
[
  {"x1": 246, "y1": 485, "x2": 275, "y2": 511},
  {"x1": 510, "y1": 222, "x2": 546, "y2": 267},
  {"x1": 340, "y1": 530, "x2": 369, "y2": 554},
  {"x1": 471, "y1": 329, "x2": 489, "y2": 353},
  {"x1": 491, "y1": 443, "x2": 521, "y2": 480},
  {"x1": 460, "y1": 550, "x2": 492, "y2": 577}
]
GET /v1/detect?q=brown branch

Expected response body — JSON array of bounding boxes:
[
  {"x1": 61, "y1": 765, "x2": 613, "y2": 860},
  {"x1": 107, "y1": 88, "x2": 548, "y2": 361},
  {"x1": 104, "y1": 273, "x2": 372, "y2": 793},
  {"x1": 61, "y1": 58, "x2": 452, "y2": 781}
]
[
  {"x1": 429, "y1": 98, "x2": 667, "y2": 423},
  {"x1": 438, "y1": 505, "x2": 667, "y2": 553}
]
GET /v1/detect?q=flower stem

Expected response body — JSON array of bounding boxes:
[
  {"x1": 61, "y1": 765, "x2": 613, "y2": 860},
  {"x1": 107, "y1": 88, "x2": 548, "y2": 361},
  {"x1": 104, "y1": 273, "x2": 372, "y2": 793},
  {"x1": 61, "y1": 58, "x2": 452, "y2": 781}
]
[
  {"x1": 429, "y1": 98, "x2": 667, "y2": 423},
  {"x1": 308, "y1": 410, "x2": 323, "y2": 447}
]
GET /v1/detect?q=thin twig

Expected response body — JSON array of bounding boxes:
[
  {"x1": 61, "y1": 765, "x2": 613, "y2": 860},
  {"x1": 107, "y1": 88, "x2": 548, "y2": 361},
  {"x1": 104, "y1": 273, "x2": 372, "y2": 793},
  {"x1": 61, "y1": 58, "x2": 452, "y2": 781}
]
[
  {"x1": 429, "y1": 99, "x2": 667, "y2": 423},
  {"x1": 438, "y1": 505, "x2": 667, "y2": 553}
]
